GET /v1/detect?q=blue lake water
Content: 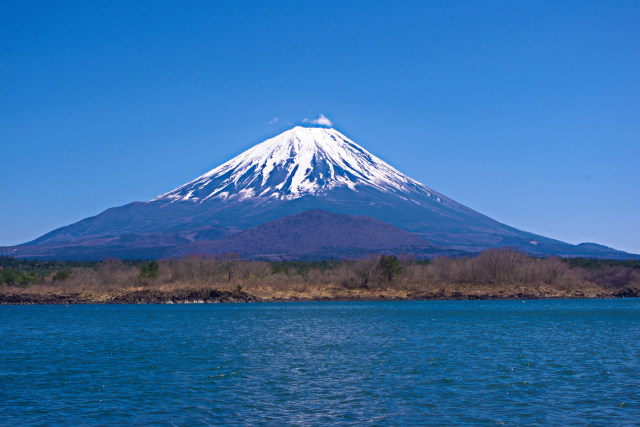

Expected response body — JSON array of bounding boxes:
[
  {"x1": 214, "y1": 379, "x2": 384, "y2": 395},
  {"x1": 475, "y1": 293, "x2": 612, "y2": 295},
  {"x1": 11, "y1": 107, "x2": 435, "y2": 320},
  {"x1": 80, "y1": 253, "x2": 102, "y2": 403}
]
[{"x1": 1, "y1": 299, "x2": 639, "y2": 425}]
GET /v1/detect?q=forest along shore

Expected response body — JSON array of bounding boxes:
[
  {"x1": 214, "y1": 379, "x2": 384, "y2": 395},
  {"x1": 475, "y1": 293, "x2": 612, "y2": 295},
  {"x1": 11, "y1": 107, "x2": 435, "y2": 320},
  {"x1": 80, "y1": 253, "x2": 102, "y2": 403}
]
[{"x1": 1, "y1": 250, "x2": 639, "y2": 304}]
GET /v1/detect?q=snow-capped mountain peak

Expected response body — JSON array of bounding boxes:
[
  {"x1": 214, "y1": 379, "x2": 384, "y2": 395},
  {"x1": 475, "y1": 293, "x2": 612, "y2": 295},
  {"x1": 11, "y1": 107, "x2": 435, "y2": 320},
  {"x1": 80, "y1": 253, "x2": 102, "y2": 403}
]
[{"x1": 153, "y1": 126, "x2": 441, "y2": 204}]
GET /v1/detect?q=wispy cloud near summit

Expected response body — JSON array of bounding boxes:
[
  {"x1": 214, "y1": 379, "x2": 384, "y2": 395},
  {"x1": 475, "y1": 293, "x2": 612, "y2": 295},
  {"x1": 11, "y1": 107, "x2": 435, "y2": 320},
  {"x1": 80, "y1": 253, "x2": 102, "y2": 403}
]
[{"x1": 304, "y1": 114, "x2": 333, "y2": 127}]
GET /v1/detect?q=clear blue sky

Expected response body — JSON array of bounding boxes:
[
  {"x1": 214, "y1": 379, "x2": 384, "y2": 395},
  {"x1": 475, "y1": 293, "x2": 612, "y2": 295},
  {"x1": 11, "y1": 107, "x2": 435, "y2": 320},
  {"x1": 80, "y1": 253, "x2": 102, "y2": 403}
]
[{"x1": 1, "y1": 1, "x2": 639, "y2": 253}]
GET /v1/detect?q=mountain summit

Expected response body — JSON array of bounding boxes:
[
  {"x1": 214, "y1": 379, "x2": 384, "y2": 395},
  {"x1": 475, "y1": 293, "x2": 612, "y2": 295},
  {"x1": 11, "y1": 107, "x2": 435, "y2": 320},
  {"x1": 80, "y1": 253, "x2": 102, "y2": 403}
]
[
  {"x1": 6, "y1": 126, "x2": 638, "y2": 260},
  {"x1": 154, "y1": 126, "x2": 444, "y2": 206}
]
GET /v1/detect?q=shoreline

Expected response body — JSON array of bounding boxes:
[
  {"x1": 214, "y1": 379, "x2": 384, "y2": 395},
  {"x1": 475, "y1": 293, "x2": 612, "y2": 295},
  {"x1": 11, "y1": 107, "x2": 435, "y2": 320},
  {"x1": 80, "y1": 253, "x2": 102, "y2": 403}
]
[
  {"x1": 3, "y1": 251, "x2": 639, "y2": 305},
  {"x1": 1, "y1": 287, "x2": 638, "y2": 305}
]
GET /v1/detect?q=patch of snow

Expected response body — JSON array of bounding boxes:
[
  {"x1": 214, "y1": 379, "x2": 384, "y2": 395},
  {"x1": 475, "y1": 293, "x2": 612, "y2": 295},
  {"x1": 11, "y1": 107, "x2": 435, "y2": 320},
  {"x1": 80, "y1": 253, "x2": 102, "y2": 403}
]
[{"x1": 152, "y1": 126, "x2": 446, "y2": 207}]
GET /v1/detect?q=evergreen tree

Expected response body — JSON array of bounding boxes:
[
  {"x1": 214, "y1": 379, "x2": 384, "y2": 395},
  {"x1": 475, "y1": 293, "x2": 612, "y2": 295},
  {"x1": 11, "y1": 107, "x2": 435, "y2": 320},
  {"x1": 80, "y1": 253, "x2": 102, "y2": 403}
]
[{"x1": 379, "y1": 255, "x2": 402, "y2": 282}]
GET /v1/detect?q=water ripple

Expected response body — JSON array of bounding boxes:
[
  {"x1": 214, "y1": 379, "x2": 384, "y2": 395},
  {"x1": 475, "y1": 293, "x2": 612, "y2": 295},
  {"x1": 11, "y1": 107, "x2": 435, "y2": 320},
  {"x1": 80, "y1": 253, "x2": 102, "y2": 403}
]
[{"x1": 1, "y1": 299, "x2": 639, "y2": 425}]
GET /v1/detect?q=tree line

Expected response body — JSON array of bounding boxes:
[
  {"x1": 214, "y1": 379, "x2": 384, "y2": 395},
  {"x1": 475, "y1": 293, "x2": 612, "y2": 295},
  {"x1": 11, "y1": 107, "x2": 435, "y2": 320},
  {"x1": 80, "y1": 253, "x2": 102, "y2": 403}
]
[{"x1": 1, "y1": 250, "x2": 639, "y2": 292}]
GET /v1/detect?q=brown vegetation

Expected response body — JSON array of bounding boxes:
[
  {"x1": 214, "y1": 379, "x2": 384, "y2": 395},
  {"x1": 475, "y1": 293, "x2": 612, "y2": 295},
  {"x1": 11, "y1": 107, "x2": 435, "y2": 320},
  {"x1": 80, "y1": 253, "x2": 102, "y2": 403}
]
[{"x1": 1, "y1": 249, "x2": 639, "y2": 304}]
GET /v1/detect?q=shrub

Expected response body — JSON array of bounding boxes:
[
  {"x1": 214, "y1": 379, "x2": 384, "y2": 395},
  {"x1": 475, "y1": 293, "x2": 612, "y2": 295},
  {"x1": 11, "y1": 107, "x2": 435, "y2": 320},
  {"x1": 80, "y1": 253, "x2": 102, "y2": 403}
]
[
  {"x1": 140, "y1": 261, "x2": 159, "y2": 279},
  {"x1": 53, "y1": 270, "x2": 71, "y2": 281},
  {"x1": 0, "y1": 269, "x2": 36, "y2": 287}
]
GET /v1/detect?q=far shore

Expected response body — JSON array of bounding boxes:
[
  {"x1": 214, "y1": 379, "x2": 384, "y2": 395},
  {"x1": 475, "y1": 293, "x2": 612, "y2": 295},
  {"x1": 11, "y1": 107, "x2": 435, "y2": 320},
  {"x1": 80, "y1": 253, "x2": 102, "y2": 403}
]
[{"x1": 2, "y1": 249, "x2": 639, "y2": 305}]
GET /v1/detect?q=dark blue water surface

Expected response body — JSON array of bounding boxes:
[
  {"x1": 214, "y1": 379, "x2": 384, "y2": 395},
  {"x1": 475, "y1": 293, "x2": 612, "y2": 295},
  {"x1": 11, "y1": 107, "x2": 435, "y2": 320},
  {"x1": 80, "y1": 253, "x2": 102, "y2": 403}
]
[{"x1": 1, "y1": 299, "x2": 639, "y2": 425}]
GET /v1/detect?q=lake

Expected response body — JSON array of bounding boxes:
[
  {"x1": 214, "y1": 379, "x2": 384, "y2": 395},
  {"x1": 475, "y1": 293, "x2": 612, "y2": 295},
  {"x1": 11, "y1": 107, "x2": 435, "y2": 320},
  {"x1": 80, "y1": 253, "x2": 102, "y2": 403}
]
[{"x1": 1, "y1": 300, "x2": 639, "y2": 425}]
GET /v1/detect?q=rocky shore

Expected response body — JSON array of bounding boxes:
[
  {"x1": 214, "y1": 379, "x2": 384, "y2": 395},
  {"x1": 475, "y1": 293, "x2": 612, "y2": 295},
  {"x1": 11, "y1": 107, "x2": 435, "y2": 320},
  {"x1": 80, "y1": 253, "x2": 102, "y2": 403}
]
[
  {"x1": 1, "y1": 286, "x2": 638, "y2": 305},
  {"x1": 0, "y1": 289, "x2": 260, "y2": 305}
]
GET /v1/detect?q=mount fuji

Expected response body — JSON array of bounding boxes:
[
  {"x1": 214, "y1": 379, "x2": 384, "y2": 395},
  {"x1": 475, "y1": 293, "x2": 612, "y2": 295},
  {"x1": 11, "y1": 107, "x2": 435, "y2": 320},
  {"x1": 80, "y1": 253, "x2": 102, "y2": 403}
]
[
  {"x1": 154, "y1": 126, "x2": 443, "y2": 204},
  {"x1": 5, "y1": 126, "x2": 637, "y2": 260}
]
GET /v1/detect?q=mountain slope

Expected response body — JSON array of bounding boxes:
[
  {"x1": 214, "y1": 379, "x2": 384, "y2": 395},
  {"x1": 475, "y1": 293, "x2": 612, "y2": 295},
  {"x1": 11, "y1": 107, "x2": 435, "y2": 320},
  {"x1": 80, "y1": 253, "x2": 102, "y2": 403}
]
[
  {"x1": 5, "y1": 126, "x2": 638, "y2": 260},
  {"x1": 169, "y1": 210, "x2": 450, "y2": 260}
]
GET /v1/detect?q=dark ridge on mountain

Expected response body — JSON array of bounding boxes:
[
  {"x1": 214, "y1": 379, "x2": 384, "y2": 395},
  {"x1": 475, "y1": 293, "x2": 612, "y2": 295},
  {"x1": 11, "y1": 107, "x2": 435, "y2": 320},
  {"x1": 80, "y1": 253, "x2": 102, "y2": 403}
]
[
  {"x1": 169, "y1": 210, "x2": 453, "y2": 260},
  {"x1": 5, "y1": 234, "x2": 192, "y2": 261},
  {"x1": 3, "y1": 126, "x2": 638, "y2": 260}
]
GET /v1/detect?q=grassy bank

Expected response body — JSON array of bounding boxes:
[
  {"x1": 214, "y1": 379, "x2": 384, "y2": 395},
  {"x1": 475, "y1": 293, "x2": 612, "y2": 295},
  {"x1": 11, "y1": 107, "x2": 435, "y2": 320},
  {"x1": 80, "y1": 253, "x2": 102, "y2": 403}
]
[{"x1": 1, "y1": 250, "x2": 639, "y2": 304}]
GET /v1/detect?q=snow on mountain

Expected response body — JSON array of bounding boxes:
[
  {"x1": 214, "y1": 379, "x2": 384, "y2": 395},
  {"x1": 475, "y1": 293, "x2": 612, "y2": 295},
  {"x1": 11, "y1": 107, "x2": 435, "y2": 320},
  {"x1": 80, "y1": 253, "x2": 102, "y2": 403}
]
[{"x1": 153, "y1": 126, "x2": 446, "y2": 206}]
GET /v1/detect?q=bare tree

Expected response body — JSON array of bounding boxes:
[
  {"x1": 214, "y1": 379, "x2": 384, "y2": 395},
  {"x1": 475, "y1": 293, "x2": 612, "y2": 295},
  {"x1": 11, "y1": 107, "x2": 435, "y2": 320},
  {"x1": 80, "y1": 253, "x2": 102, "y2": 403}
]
[
  {"x1": 354, "y1": 255, "x2": 379, "y2": 288},
  {"x1": 219, "y1": 252, "x2": 240, "y2": 282}
]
